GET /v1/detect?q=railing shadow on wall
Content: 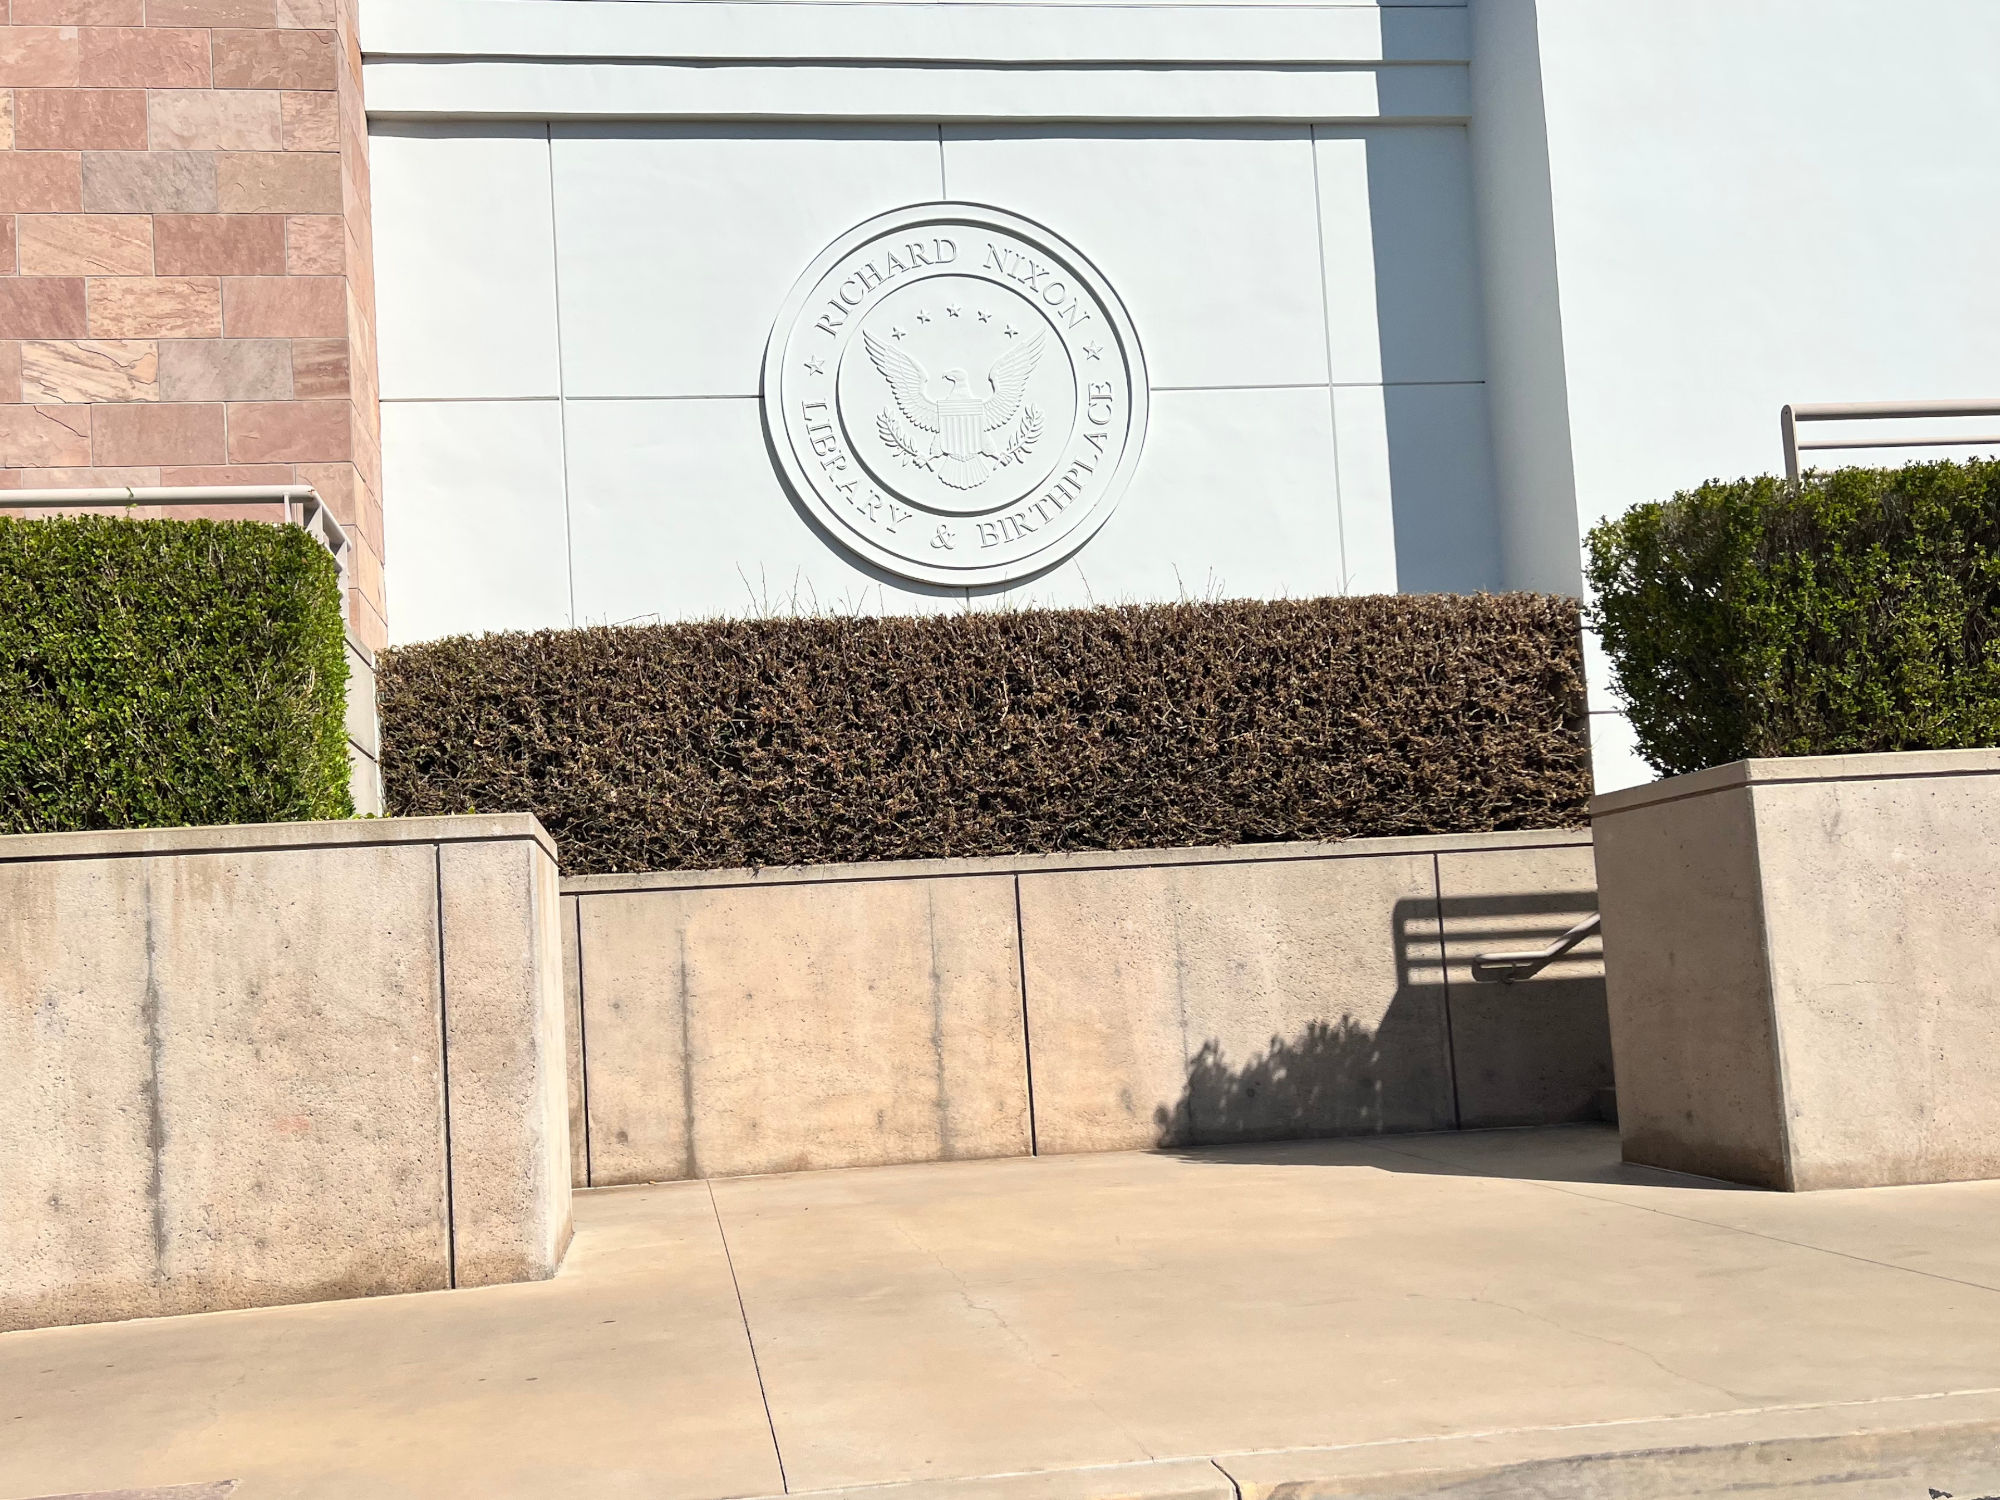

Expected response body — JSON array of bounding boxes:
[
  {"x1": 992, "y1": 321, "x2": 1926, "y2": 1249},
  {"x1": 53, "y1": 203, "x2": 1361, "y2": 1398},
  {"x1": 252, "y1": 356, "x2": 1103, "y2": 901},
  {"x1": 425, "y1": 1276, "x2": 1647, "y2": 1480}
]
[{"x1": 1153, "y1": 891, "x2": 1613, "y2": 1157}]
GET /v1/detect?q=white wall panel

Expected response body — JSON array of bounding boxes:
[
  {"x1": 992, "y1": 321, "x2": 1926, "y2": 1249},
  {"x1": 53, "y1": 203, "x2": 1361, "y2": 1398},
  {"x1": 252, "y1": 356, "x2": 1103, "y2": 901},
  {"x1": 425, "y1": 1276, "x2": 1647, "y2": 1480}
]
[
  {"x1": 1331, "y1": 382, "x2": 1497, "y2": 594},
  {"x1": 1316, "y1": 125, "x2": 1484, "y2": 386},
  {"x1": 1328, "y1": 386, "x2": 1397, "y2": 595},
  {"x1": 382, "y1": 400, "x2": 571, "y2": 643},
  {"x1": 1380, "y1": 381, "x2": 1501, "y2": 592},
  {"x1": 370, "y1": 125, "x2": 562, "y2": 400},
  {"x1": 941, "y1": 126, "x2": 1329, "y2": 390},
  {"x1": 550, "y1": 126, "x2": 943, "y2": 399},
  {"x1": 1021, "y1": 387, "x2": 1346, "y2": 608},
  {"x1": 563, "y1": 398, "x2": 964, "y2": 622}
]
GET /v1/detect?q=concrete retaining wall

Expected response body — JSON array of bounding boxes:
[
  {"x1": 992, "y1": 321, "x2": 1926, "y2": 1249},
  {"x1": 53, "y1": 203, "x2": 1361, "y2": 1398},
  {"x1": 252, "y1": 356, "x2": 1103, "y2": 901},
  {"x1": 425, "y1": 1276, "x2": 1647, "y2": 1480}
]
[
  {"x1": 561, "y1": 829, "x2": 1609, "y2": 1186},
  {"x1": 0, "y1": 815, "x2": 571, "y2": 1334}
]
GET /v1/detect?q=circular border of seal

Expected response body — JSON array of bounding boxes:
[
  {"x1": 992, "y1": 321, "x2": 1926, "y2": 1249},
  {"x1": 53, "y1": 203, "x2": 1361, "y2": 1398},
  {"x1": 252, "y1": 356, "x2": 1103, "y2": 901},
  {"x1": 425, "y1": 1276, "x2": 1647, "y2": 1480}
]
[{"x1": 760, "y1": 200, "x2": 1150, "y2": 590}]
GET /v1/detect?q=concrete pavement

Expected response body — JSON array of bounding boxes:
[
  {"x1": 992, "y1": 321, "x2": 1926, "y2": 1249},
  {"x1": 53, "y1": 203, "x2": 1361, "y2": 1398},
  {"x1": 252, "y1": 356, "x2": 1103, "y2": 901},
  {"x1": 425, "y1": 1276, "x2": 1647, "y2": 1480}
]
[{"x1": 7, "y1": 1126, "x2": 2000, "y2": 1498}]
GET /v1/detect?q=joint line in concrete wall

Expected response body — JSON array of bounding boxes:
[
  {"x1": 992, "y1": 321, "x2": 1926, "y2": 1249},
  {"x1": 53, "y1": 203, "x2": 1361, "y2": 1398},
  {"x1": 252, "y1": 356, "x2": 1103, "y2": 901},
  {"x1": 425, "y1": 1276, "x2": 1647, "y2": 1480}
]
[
  {"x1": 575, "y1": 898, "x2": 594, "y2": 1188},
  {"x1": 1013, "y1": 875, "x2": 1039, "y2": 1156},
  {"x1": 710, "y1": 1180, "x2": 789, "y2": 1492},
  {"x1": 434, "y1": 846, "x2": 459, "y2": 1287},
  {"x1": 1432, "y1": 853, "x2": 1463, "y2": 1131}
]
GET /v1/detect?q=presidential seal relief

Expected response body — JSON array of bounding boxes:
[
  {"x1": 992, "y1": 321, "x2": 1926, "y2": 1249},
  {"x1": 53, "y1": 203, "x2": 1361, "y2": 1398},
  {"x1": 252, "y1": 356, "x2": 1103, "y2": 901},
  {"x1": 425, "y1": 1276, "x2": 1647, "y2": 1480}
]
[{"x1": 762, "y1": 203, "x2": 1148, "y2": 588}]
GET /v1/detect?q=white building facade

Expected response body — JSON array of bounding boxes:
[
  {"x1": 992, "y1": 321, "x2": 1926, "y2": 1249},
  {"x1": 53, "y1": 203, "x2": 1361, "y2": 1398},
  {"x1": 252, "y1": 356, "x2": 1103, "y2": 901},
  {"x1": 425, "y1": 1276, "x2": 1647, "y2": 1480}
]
[{"x1": 363, "y1": 0, "x2": 2000, "y2": 790}]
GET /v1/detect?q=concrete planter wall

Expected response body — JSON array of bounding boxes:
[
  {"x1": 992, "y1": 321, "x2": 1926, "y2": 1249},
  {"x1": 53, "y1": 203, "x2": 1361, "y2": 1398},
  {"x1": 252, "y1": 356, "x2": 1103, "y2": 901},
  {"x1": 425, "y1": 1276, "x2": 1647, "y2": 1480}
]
[
  {"x1": 0, "y1": 815, "x2": 572, "y2": 1334},
  {"x1": 1592, "y1": 749, "x2": 2000, "y2": 1191},
  {"x1": 558, "y1": 829, "x2": 1612, "y2": 1186}
]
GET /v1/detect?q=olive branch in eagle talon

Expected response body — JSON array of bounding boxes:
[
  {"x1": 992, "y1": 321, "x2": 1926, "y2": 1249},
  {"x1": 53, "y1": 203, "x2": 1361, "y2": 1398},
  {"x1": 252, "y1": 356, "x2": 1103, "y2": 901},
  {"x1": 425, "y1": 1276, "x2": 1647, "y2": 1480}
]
[{"x1": 865, "y1": 329, "x2": 1046, "y2": 490}]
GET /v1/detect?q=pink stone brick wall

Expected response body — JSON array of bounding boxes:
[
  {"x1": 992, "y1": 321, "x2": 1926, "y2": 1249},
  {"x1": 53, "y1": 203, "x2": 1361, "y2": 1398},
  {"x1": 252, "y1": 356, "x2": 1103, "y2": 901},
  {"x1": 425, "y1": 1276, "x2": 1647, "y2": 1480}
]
[{"x1": 0, "y1": 0, "x2": 386, "y2": 650}]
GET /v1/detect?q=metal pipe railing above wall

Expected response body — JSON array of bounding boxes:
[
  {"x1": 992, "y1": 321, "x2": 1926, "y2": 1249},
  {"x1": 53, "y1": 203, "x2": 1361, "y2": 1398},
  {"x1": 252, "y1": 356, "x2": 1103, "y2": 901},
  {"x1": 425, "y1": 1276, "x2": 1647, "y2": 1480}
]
[
  {"x1": 1781, "y1": 400, "x2": 2000, "y2": 482},
  {"x1": 0, "y1": 485, "x2": 350, "y2": 595}
]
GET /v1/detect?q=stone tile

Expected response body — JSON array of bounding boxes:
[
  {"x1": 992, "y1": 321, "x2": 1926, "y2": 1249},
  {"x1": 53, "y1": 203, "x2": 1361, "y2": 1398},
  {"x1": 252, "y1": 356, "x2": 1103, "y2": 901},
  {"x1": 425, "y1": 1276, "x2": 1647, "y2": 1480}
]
[
  {"x1": 146, "y1": 87, "x2": 282, "y2": 150},
  {"x1": 279, "y1": 87, "x2": 335, "y2": 150},
  {"x1": 289, "y1": 335, "x2": 346, "y2": 398},
  {"x1": 0, "y1": 277, "x2": 88, "y2": 338},
  {"x1": 160, "y1": 461, "x2": 291, "y2": 485},
  {"x1": 14, "y1": 86, "x2": 146, "y2": 148},
  {"x1": 226, "y1": 397, "x2": 347, "y2": 461},
  {"x1": 91, "y1": 398, "x2": 223, "y2": 463},
  {"x1": 210, "y1": 27, "x2": 335, "y2": 89},
  {"x1": 157, "y1": 337, "x2": 291, "y2": 401},
  {"x1": 78, "y1": 26, "x2": 209, "y2": 87},
  {"x1": 285, "y1": 211, "x2": 340, "y2": 274},
  {"x1": 217, "y1": 149, "x2": 339, "y2": 212},
  {"x1": 153, "y1": 212, "x2": 284, "y2": 275},
  {"x1": 0, "y1": 343, "x2": 20, "y2": 405},
  {"x1": 222, "y1": 273, "x2": 342, "y2": 336},
  {"x1": 0, "y1": 26, "x2": 82, "y2": 87},
  {"x1": 1, "y1": 463, "x2": 160, "y2": 489},
  {"x1": 87, "y1": 276, "x2": 220, "y2": 337},
  {"x1": 0, "y1": 150, "x2": 82, "y2": 211},
  {"x1": 16, "y1": 213, "x2": 151, "y2": 276},
  {"x1": 0, "y1": 217, "x2": 12, "y2": 277},
  {"x1": 148, "y1": 0, "x2": 276, "y2": 24},
  {"x1": 0, "y1": 89, "x2": 13, "y2": 150},
  {"x1": 20, "y1": 339, "x2": 158, "y2": 402},
  {"x1": 14, "y1": 0, "x2": 141, "y2": 19},
  {"x1": 275, "y1": 0, "x2": 334, "y2": 25},
  {"x1": 81, "y1": 149, "x2": 218, "y2": 212},
  {"x1": 0, "y1": 404, "x2": 92, "y2": 466}
]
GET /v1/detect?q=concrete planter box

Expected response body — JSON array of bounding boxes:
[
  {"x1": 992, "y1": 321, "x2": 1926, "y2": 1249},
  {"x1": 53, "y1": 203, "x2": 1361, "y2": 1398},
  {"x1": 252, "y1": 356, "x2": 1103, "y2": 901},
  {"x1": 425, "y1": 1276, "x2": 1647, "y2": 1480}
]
[
  {"x1": 0, "y1": 815, "x2": 572, "y2": 1333},
  {"x1": 1592, "y1": 749, "x2": 2000, "y2": 1191}
]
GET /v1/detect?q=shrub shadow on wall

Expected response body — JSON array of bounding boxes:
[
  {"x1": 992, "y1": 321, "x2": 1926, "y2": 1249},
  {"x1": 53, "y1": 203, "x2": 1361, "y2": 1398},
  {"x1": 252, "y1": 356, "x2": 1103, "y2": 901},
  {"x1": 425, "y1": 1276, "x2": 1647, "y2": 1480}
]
[{"x1": 1152, "y1": 892, "x2": 1611, "y2": 1150}]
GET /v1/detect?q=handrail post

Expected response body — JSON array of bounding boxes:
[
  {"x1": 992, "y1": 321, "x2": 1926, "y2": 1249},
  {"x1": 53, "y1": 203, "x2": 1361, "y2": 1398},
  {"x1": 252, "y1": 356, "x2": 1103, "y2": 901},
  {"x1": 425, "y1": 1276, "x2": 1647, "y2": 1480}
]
[{"x1": 1780, "y1": 404, "x2": 1799, "y2": 483}]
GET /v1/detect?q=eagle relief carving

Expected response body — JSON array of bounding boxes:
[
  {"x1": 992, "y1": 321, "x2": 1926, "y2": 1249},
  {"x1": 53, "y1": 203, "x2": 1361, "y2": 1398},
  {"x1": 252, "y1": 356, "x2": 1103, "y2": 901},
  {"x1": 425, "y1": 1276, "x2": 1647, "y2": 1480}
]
[{"x1": 865, "y1": 330, "x2": 1046, "y2": 490}]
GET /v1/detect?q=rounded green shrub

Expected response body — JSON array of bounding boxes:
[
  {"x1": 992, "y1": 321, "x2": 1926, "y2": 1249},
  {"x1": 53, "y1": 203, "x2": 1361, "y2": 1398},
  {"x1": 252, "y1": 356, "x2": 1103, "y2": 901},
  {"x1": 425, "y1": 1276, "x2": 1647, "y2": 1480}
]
[
  {"x1": 0, "y1": 515, "x2": 353, "y2": 833},
  {"x1": 1586, "y1": 458, "x2": 2000, "y2": 778}
]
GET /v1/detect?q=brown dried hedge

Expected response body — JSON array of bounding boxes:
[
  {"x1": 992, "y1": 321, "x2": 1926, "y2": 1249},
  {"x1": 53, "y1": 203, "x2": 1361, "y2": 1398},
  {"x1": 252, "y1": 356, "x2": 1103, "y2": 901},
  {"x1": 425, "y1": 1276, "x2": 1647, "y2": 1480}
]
[{"x1": 378, "y1": 595, "x2": 1590, "y2": 876}]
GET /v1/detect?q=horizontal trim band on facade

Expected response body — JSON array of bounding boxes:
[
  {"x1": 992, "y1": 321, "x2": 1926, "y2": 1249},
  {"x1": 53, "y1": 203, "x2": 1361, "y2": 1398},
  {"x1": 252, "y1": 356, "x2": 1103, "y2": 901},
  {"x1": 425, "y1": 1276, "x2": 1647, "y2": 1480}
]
[
  {"x1": 360, "y1": 0, "x2": 1470, "y2": 68},
  {"x1": 376, "y1": 380, "x2": 1491, "y2": 403},
  {"x1": 362, "y1": 59, "x2": 1469, "y2": 123}
]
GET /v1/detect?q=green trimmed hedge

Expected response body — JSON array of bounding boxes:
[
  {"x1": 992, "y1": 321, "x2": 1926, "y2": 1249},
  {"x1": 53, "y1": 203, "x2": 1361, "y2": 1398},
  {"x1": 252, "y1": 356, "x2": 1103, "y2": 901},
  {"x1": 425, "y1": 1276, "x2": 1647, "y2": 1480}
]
[
  {"x1": 0, "y1": 515, "x2": 352, "y2": 834},
  {"x1": 379, "y1": 594, "x2": 1590, "y2": 876},
  {"x1": 1585, "y1": 458, "x2": 2000, "y2": 777}
]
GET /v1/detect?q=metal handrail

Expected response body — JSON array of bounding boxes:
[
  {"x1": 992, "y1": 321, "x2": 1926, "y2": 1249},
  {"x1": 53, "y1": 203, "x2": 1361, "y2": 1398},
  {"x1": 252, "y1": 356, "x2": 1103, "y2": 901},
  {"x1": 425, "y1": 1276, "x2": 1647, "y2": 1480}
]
[
  {"x1": 0, "y1": 485, "x2": 349, "y2": 593},
  {"x1": 1781, "y1": 400, "x2": 2000, "y2": 482},
  {"x1": 1470, "y1": 913, "x2": 1601, "y2": 985}
]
